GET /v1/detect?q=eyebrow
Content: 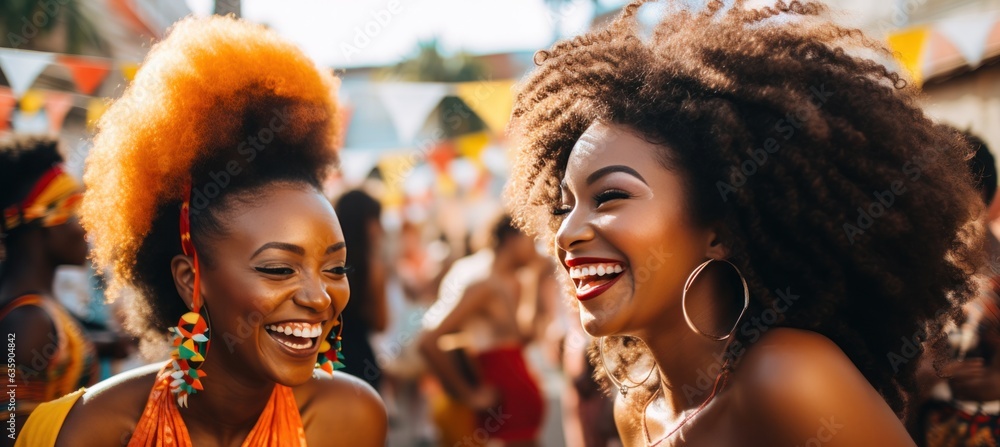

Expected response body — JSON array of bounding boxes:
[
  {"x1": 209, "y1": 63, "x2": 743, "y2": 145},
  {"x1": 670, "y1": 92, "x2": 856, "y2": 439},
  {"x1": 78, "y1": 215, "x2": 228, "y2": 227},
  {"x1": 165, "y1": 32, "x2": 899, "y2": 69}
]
[
  {"x1": 585, "y1": 165, "x2": 648, "y2": 186},
  {"x1": 251, "y1": 241, "x2": 346, "y2": 259},
  {"x1": 326, "y1": 242, "x2": 346, "y2": 254}
]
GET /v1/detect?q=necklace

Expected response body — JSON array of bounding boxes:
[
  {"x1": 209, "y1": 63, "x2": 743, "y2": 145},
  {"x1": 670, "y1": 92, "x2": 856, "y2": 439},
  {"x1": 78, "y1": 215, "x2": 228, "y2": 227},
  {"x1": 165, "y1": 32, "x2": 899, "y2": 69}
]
[
  {"x1": 599, "y1": 337, "x2": 657, "y2": 396},
  {"x1": 642, "y1": 360, "x2": 731, "y2": 446}
]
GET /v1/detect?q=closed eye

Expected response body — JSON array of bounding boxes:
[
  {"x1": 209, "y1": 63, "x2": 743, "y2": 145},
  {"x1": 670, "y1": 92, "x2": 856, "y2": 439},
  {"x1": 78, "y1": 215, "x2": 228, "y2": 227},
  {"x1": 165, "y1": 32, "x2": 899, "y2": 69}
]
[
  {"x1": 325, "y1": 265, "x2": 354, "y2": 276},
  {"x1": 552, "y1": 204, "x2": 572, "y2": 216},
  {"x1": 594, "y1": 189, "x2": 630, "y2": 205},
  {"x1": 255, "y1": 266, "x2": 294, "y2": 275}
]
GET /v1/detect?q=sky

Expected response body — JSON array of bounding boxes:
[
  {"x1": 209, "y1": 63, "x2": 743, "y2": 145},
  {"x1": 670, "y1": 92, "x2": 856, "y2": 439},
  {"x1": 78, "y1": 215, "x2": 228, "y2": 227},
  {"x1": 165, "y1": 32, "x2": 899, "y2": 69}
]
[{"x1": 185, "y1": 0, "x2": 621, "y2": 68}]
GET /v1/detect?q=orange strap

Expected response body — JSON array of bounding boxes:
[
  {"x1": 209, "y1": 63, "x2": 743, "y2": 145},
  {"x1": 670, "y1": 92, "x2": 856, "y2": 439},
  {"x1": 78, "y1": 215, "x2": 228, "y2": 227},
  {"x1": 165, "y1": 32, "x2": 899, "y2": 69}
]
[{"x1": 127, "y1": 363, "x2": 307, "y2": 447}]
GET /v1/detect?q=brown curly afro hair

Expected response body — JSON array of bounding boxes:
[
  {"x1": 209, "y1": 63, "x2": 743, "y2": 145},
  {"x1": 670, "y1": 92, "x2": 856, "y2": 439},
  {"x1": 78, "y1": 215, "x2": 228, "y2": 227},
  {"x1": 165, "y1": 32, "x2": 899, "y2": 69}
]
[
  {"x1": 81, "y1": 15, "x2": 340, "y2": 347},
  {"x1": 505, "y1": 0, "x2": 985, "y2": 416}
]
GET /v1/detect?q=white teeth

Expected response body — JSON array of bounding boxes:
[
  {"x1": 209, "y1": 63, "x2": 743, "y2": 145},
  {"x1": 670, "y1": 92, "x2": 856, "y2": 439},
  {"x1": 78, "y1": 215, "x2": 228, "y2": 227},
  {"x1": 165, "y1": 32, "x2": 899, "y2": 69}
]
[
  {"x1": 266, "y1": 322, "x2": 323, "y2": 340},
  {"x1": 568, "y1": 263, "x2": 625, "y2": 279},
  {"x1": 277, "y1": 338, "x2": 311, "y2": 350}
]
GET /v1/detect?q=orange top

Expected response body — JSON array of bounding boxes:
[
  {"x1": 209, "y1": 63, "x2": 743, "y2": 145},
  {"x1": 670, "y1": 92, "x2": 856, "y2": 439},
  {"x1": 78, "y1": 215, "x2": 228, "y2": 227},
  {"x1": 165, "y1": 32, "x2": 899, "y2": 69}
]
[{"x1": 127, "y1": 362, "x2": 308, "y2": 446}]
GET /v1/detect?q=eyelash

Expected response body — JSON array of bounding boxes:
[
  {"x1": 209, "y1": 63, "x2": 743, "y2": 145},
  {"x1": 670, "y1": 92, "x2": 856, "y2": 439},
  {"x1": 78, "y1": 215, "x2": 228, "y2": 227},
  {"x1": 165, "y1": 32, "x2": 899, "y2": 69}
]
[
  {"x1": 594, "y1": 189, "x2": 630, "y2": 204},
  {"x1": 254, "y1": 265, "x2": 354, "y2": 276},
  {"x1": 552, "y1": 189, "x2": 630, "y2": 216},
  {"x1": 552, "y1": 205, "x2": 572, "y2": 216},
  {"x1": 256, "y1": 266, "x2": 294, "y2": 275},
  {"x1": 327, "y1": 265, "x2": 355, "y2": 276}
]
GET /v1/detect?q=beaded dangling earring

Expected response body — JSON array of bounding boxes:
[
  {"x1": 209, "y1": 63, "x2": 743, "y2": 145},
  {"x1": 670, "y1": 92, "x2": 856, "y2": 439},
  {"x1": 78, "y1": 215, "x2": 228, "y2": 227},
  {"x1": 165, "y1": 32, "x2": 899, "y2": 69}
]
[
  {"x1": 167, "y1": 185, "x2": 210, "y2": 408},
  {"x1": 315, "y1": 314, "x2": 345, "y2": 375}
]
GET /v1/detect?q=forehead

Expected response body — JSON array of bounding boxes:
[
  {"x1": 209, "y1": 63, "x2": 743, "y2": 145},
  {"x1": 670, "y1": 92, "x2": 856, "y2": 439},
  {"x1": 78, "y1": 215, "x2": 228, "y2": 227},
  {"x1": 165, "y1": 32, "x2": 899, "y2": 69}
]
[
  {"x1": 220, "y1": 186, "x2": 343, "y2": 242},
  {"x1": 564, "y1": 121, "x2": 662, "y2": 181}
]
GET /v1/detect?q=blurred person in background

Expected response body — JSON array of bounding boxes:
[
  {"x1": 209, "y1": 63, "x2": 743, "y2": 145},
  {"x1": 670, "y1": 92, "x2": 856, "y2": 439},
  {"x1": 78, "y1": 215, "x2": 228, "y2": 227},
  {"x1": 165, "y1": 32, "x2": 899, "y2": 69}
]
[
  {"x1": 335, "y1": 189, "x2": 389, "y2": 391},
  {"x1": 420, "y1": 225, "x2": 495, "y2": 447},
  {"x1": 398, "y1": 221, "x2": 445, "y2": 306},
  {"x1": 562, "y1": 309, "x2": 621, "y2": 447},
  {"x1": 916, "y1": 129, "x2": 1000, "y2": 447},
  {"x1": 0, "y1": 135, "x2": 98, "y2": 446},
  {"x1": 419, "y1": 215, "x2": 546, "y2": 447}
]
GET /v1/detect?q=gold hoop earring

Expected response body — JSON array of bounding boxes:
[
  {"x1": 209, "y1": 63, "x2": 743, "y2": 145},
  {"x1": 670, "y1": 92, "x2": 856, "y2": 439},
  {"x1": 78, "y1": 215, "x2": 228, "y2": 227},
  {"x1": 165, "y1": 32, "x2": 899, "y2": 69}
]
[
  {"x1": 598, "y1": 336, "x2": 656, "y2": 397},
  {"x1": 681, "y1": 258, "x2": 749, "y2": 341}
]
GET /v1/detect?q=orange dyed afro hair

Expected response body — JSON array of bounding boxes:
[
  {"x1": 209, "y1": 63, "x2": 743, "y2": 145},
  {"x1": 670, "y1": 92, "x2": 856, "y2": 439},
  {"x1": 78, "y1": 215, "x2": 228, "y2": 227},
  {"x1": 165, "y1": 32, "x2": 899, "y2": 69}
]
[{"x1": 81, "y1": 15, "x2": 340, "y2": 337}]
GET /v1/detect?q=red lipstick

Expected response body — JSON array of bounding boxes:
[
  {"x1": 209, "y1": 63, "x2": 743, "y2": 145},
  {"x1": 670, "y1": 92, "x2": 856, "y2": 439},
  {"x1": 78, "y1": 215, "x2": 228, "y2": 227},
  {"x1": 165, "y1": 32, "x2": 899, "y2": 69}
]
[{"x1": 565, "y1": 257, "x2": 626, "y2": 301}]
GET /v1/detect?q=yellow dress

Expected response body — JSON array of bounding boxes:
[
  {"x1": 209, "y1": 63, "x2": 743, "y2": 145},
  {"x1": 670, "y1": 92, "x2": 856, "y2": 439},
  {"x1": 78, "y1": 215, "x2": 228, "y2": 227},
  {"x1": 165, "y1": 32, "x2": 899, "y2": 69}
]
[{"x1": 13, "y1": 388, "x2": 84, "y2": 447}]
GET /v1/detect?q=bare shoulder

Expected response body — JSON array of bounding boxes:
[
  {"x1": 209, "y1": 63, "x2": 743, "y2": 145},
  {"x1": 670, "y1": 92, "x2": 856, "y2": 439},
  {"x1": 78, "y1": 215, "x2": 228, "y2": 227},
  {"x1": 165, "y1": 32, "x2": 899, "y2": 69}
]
[
  {"x1": 298, "y1": 372, "x2": 386, "y2": 446},
  {"x1": 55, "y1": 363, "x2": 161, "y2": 447},
  {"x1": 733, "y1": 328, "x2": 914, "y2": 446}
]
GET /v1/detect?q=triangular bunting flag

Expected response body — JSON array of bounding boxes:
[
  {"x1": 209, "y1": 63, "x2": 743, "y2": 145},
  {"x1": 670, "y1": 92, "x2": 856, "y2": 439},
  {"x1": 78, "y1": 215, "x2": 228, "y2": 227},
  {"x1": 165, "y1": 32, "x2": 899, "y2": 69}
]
[
  {"x1": 378, "y1": 151, "x2": 417, "y2": 209},
  {"x1": 120, "y1": 62, "x2": 139, "y2": 82},
  {"x1": 0, "y1": 49, "x2": 54, "y2": 98},
  {"x1": 376, "y1": 83, "x2": 449, "y2": 143},
  {"x1": 86, "y1": 98, "x2": 108, "y2": 130},
  {"x1": 58, "y1": 55, "x2": 111, "y2": 95},
  {"x1": 934, "y1": 13, "x2": 998, "y2": 67},
  {"x1": 0, "y1": 88, "x2": 15, "y2": 132},
  {"x1": 455, "y1": 80, "x2": 515, "y2": 134},
  {"x1": 338, "y1": 150, "x2": 379, "y2": 185},
  {"x1": 19, "y1": 90, "x2": 45, "y2": 115},
  {"x1": 12, "y1": 110, "x2": 49, "y2": 133},
  {"x1": 456, "y1": 131, "x2": 490, "y2": 166},
  {"x1": 888, "y1": 26, "x2": 931, "y2": 87},
  {"x1": 45, "y1": 92, "x2": 74, "y2": 134}
]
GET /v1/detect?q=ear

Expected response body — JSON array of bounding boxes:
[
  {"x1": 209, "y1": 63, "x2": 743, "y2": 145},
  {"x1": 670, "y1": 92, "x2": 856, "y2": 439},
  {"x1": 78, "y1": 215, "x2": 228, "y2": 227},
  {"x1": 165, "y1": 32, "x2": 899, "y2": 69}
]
[
  {"x1": 170, "y1": 254, "x2": 197, "y2": 310},
  {"x1": 703, "y1": 225, "x2": 730, "y2": 260}
]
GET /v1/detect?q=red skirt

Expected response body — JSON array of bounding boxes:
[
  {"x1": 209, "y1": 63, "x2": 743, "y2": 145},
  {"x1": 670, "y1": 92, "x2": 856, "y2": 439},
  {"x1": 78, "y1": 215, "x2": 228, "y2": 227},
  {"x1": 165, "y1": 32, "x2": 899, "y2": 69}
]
[{"x1": 475, "y1": 346, "x2": 545, "y2": 442}]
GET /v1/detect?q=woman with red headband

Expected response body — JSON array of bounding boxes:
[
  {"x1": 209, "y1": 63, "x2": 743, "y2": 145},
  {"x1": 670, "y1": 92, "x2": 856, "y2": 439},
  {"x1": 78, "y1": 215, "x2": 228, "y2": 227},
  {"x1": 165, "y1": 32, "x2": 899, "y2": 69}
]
[
  {"x1": 0, "y1": 135, "x2": 96, "y2": 446},
  {"x1": 15, "y1": 16, "x2": 385, "y2": 446}
]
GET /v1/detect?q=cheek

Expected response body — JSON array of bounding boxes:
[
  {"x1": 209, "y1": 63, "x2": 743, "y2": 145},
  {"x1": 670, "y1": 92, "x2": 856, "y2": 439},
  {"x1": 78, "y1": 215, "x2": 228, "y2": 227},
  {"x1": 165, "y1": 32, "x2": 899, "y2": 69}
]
[
  {"x1": 611, "y1": 211, "x2": 705, "y2": 304},
  {"x1": 202, "y1": 269, "x2": 282, "y2": 337},
  {"x1": 331, "y1": 279, "x2": 350, "y2": 314}
]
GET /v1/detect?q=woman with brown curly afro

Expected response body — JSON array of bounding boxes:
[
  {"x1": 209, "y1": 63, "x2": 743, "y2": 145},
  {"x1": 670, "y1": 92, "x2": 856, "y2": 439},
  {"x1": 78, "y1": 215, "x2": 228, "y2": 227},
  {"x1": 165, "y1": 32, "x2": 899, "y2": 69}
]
[
  {"x1": 505, "y1": 1, "x2": 986, "y2": 445},
  {"x1": 14, "y1": 16, "x2": 386, "y2": 447}
]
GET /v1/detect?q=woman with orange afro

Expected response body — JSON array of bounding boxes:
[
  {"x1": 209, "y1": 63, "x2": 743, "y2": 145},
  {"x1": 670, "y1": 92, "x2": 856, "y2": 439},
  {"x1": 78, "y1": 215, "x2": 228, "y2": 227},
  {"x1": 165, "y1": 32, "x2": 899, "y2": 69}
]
[{"x1": 15, "y1": 16, "x2": 386, "y2": 446}]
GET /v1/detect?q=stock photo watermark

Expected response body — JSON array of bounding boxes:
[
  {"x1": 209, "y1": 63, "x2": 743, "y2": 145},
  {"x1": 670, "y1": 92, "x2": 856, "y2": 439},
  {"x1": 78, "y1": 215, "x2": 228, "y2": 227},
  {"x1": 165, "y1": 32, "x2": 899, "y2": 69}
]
[
  {"x1": 340, "y1": 1, "x2": 405, "y2": 62},
  {"x1": 5, "y1": 333, "x2": 15, "y2": 441},
  {"x1": 6, "y1": 0, "x2": 73, "y2": 48},
  {"x1": 842, "y1": 150, "x2": 934, "y2": 244},
  {"x1": 716, "y1": 84, "x2": 835, "y2": 202}
]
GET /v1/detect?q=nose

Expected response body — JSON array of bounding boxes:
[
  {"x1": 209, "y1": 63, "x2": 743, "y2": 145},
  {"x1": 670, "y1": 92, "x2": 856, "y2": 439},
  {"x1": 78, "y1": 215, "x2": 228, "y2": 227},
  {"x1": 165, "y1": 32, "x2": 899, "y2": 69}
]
[
  {"x1": 294, "y1": 273, "x2": 333, "y2": 313},
  {"x1": 555, "y1": 206, "x2": 595, "y2": 253}
]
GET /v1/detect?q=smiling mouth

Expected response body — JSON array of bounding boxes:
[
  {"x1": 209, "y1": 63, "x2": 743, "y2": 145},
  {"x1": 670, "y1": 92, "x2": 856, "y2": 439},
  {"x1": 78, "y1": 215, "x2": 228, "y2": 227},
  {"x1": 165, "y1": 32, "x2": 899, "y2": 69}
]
[
  {"x1": 265, "y1": 321, "x2": 324, "y2": 352},
  {"x1": 569, "y1": 262, "x2": 626, "y2": 300}
]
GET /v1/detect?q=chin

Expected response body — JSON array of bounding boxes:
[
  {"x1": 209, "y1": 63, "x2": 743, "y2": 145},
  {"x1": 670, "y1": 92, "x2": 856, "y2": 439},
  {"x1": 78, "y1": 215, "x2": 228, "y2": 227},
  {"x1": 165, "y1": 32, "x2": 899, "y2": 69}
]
[
  {"x1": 267, "y1": 362, "x2": 317, "y2": 387},
  {"x1": 579, "y1": 306, "x2": 619, "y2": 337}
]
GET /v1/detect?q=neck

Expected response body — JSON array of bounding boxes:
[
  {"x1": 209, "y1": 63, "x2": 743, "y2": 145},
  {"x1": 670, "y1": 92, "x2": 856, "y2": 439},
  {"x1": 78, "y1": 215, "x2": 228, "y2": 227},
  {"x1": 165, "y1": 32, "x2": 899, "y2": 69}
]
[
  {"x1": 637, "y1": 316, "x2": 734, "y2": 416},
  {"x1": 178, "y1": 353, "x2": 276, "y2": 440},
  {"x1": 0, "y1": 246, "x2": 57, "y2": 301}
]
